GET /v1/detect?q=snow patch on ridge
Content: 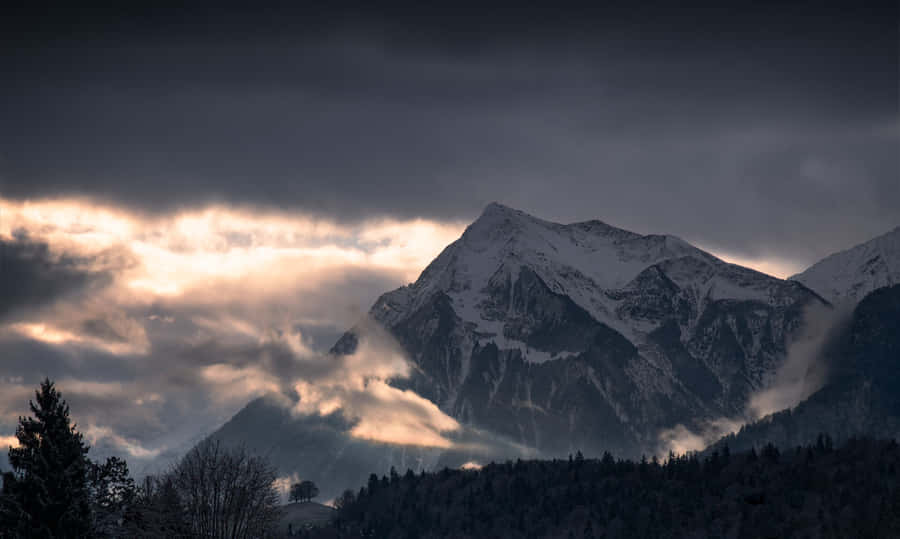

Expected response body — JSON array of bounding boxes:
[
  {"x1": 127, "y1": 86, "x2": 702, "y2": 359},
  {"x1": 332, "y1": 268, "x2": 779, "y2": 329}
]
[
  {"x1": 375, "y1": 203, "x2": 806, "y2": 366},
  {"x1": 792, "y1": 226, "x2": 900, "y2": 305}
]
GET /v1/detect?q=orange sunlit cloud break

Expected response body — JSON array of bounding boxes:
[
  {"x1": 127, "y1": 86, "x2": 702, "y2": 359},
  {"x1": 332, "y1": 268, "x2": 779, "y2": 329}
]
[
  {"x1": 0, "y1": 196, "x2": 799, "y2": 460},
  {"x1": 0, "y1": 197, "x2": 467, "y2": 457}
]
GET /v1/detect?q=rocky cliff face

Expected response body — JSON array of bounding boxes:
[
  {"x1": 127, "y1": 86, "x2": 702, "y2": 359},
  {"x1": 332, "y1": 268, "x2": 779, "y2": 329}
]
[
  {"x1": 335, "y1": 203, "x2": 825, "y2": 457},
  {"x1": 709, "y1": 284, "x2": 900, "y2": 453}
]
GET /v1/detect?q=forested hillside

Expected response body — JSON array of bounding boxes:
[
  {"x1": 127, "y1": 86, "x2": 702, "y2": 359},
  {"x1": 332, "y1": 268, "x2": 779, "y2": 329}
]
[{"x1": 309, "y1": 438, "x2": 900, "y2": 539}]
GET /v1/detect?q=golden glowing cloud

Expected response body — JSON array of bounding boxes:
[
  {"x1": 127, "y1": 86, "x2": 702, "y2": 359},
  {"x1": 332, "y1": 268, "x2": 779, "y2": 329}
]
[
  {"x1": 0, "y1": 435, "x2": 19, "y2": 449},
  {"x1": 0, "y1": 197, "x2": 471, "y2": 459},
  {"x1": 347, "y1": 380, "x2": 461, "y2": 449},
  {"x1": 291, "y1": 330, "x2": 461, "y2": 449},
  {"x1": 7, "y1": 322, "x2": 148, "y2": 356},
  {"x1": 200, "y1": 363, "x2": 283, "y2": 405},
  {"x1": 0, "y1": 198, "x2": 464, "y2": 301},
  {"x1": 0, "y1": 196, "x2": 465, "y2": 372}
]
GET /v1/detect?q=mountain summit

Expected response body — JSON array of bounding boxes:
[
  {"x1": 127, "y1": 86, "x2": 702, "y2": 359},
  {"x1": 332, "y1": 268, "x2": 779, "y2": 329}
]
[
  {"x1": 335, "y1": 203, "x2": 825, "y2": 456},
  {"x1": 791, "y1": 226, "x2": 900, "y2": 305}
]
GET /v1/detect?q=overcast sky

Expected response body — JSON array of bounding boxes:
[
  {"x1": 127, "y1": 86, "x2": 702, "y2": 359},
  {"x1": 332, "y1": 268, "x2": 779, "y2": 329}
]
[{"x1": 0, "y1": 2, "x2": 897, "y2": 469}]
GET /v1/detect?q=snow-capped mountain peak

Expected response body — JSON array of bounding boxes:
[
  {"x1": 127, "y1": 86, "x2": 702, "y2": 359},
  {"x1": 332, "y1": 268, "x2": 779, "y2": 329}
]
[
  {"x1": 791, "y1": 226, "x2": 900, "y2": 305},
  {"x1": 376, "y1": 203, "x2": 797, "y2": 343},
  {"x1": 348, "y1": 204, "x2": 826, "y2": 457}
]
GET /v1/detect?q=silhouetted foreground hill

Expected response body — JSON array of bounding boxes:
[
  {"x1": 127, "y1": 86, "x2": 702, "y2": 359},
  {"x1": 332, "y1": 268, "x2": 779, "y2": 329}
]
[
  {"x1": 280, "y1": 502, "x2": 334, "y2": 536},
  {"x1": 307, "y1": 438, "x2": 899, "y2": 539}
]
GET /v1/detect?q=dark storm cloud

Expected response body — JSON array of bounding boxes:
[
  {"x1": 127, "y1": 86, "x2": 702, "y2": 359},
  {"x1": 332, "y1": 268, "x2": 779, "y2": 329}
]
[
  {"x1": 0, "y1": 336, "x2": 138, "y2": 383},
  {"x1": 0, "y1": 234, "x2": 114, "y2": 319},
  {"x1": 0, "y1": 1, "x2": 897, "y2": 264}
]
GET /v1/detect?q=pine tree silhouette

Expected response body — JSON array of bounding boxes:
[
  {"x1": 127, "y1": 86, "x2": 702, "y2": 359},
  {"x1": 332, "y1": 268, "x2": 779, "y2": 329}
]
[{"x1": 1, "y1": 378, "x2": 92, "y2": 537}]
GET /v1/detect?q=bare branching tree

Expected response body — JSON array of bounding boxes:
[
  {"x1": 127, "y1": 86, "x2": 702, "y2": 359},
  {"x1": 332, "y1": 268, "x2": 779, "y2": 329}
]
[
  {"x1": 169, "y1": 439, "x2": 281, "y2": 538},
  {"x1": 133, "y1": 474, "x2": 190, "y2": 538}
]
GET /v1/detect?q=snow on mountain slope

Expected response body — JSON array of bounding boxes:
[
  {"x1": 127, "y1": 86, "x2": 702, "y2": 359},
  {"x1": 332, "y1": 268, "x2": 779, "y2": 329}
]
[
  {"x1": 205, "y1": 216, "x2": 899, "y2": 500},
  {"x1": 791, "y1": 226, "x2": 900, "y2": 305},
  {"x1": 373, "y1": 203, "x2": 790, "y2": 346},
  {"x1": 337, "y1": 203, "x2": 825, "y2": 457}
]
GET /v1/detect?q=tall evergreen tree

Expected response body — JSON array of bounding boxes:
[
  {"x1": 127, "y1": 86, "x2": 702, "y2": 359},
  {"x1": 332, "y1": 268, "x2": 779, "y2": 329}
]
[{"x1": 0, "y1": 378, "x2": 92, "y2": 537}]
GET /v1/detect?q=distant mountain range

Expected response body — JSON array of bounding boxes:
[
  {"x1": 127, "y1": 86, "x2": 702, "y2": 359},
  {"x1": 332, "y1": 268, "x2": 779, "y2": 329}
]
[{"x1": 208, "y1": 204, "x2": 898, "y2": 498}]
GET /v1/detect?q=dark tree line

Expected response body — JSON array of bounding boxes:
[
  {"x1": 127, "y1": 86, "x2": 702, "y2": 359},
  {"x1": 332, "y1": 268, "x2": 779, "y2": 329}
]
[
  {"x1": 4, "y1": 381, "x2": 899, "y2": 538},
  {"x1": 310, "y1": 438, "x2": 900, "y2": 539},
  {"x1": 0, "y1": 379, "x2": 282, "y2": 538}
]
